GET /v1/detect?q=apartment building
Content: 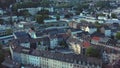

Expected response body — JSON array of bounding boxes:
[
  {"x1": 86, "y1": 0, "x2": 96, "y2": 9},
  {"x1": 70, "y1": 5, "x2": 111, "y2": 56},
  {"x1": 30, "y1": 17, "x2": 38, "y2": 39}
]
[{"x1": 10, "y1": 45, "x2": 102, "y2": 68}]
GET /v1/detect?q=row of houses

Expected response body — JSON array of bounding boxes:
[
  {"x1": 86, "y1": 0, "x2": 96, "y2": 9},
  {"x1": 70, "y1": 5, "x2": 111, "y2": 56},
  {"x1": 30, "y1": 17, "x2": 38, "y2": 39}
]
[{"x1": 9, "y1": 42, "x2": 102, "y2": 68}]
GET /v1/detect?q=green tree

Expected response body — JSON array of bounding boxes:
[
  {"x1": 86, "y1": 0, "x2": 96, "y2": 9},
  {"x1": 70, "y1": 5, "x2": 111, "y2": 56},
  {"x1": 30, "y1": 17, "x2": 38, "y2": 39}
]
[
  {"x1": 18, "y1": 10, "x2": 31, "y2": 20},
  {"x1": 59, "y1": 41, "x2": 68, "y2": 48},
  {"x1": 56, "y1": 15, "x2": 60, "y2": 20},
  {"x1": 41, "y1": 0, "x2": 51, "y2": 7},
  {"x1": 64, "y1": 13, "x2": 73, "y2": 18},
  {"x1": 95, "y1": 1, "x2": 111, "y2": 9},
  {"x1": 96, "y1": 13, "x2": 106, "y2": 17},
  {"x1": 6, "y1": 29, "x2": 13, "y2": 35},
  {"x1": 23, "y1": 10, "x2": 31, "y2": 20},
  {"x1": 37, "y1": 9, "x2": 49, "y2": 15},
  {"x1": 111, "y1": 13, "x2": 117, "y2": 18},
  {"x1": 36, "y1": 15, "x2": 44, "y2": 24},
  {"x1": 86, "y1": 46, "x2": 100, "y2": 58},
  {"x1": 75, "y1": 3, "x2": 89, "y2": 11},
  {"x1": 0, "y1": 19, "x2": 4, "y2": 25},
  {"x1": 36, "y1": 9, "x2": 50, "y2": 24},
  {"x1": 80, "y1": 20, "x2": 88, "y2": 23},
  {"x1": 12, "y1": 2, "x2": 42, "y2": 11},
  {"x1": 95, "y1": 21, "x2": 101, "y2": 28},
  {"x1": 116, "y1": 32, "x2": 120, "y2": 40}
]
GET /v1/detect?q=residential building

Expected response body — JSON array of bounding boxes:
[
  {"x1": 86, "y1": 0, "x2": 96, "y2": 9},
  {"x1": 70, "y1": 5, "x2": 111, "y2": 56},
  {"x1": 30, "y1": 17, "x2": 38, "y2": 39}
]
[
  {"x1": 0, "y1": 25, "x2": 13, "y2": 44},
  {"x1": 10, "y1": 45, "x2": 102, "y2": 68},
  {"x1": 67, "y1": 36, "x2": 83, "y2": 54}
]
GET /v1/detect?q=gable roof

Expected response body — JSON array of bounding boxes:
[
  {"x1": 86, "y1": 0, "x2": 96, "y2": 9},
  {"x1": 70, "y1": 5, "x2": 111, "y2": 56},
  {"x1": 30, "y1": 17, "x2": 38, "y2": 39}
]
[
  {"x1": 14, "y1": 31, "x2": 31, "y2": 39},
  {"x1": 92, "y1": 37, "x2": 100, "y2": 41},
  {"x1": 83, "y1": 41, "x2": 90, "y2": 48}
]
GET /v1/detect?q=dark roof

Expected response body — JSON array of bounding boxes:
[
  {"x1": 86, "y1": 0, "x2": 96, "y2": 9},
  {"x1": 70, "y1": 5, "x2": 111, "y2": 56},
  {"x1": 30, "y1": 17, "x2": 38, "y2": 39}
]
[
  {"x1": 10, "y1": 36, "x2": 50, "y2": 46},
  {"x1": 88, "y1": 24, "x2": 96, "y2": 28},
  {"x1": 42, "y1": 28, "x2": 66, "y2": 36},
  {"x1": 65, "y1": 28, "x2": 82, "y2": 32},
  {"x1": 14, "y1": 31, "x2": 31, "y2": 39},
  {"x1": 91, "y1": 32, "x2": 105, "y2": 37},
  {"x1": 76, "y1": 31, "x2": 90, "y2": 38},
  {"x1": 57, "y1": 33, "x2": 69, "y2": 40},
  {"x1": 36, "y1": 31, "x2": 44, "y2": 37}
]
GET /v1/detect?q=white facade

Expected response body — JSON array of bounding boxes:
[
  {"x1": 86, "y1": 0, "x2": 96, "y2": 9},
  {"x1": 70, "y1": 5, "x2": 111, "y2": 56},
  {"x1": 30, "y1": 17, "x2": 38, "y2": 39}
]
[
  {"x1": 69, "y1": 42, "x2": 81, "y2": 54},
  {"x1": 105, "y1": 30, "x2": 111, "y2": 37},
  {"x1": 20, "y1": 43, "x2": 30, "y2": 48},
  {"x1": 84, "y1": 26, "x2": 97, "y2": 34},
  {"x1": 29, "y1": 31, "x2": 37, "y2": 39},
  {"x1": 98, "y1": 16, "x2": 107, "y2": 20},
  {"x1": 50, "y1": 38, "x2": 58, "y2": 49},
  {"x1": 12, "y1": 49, "x2": 102, "y2": 68},
  {"x1": 0, "y1": 9, "x2": 3, "y2": 15},
  {"x1": 85, "y1": 26, "x2": 90, "y2": 32},
  {"x1": 28, "y1": 55, "x2": 40, "y2": 67},
  {"x1": 89, "y1": 28, "x2": 97, "y2": 34}
]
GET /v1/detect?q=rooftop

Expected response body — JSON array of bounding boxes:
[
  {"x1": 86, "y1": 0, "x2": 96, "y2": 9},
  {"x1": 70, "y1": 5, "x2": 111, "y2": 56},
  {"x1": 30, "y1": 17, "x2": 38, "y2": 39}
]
[{"x1": 13, "y1": 45, "x2": 102, "y2": 66}]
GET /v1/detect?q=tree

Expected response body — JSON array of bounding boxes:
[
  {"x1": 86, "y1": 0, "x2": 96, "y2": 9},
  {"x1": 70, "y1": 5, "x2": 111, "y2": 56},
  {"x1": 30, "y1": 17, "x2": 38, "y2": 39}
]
[
  {"x1": 59, "y1": 41, "x2": 68, "y2": 48},
  {"x1": 111, "y1": 13, "x2": 117, "y2": 18},
  {"x1": 30, "y1": 27, "x2": 35, "y2": 31},
  {"x1": 23, "y1": 10, "x2": 31, "y2": 20},
  {"x1": 86, "y1": 46, "x2": 100, "y2": 58},
  {"x1": 38, "y1": 41, "x2": 41, "y2": 45},
  {"x1": 64, "y1": 13, "x2": 73, "y2": 18},
  {"x1": 12, "y1": 2, "x2": 41, "y2": 11},
  {"x1": 40, "y1": 0, "x2": 51, "y2": 7},
  {"x1": 0, "y1": 19, "x2": 4, "y2": 25},
  {"x1": 56, "y1": 15, "x2": 60, "y2": 20},
  {"x1": 116, "y1": 32, "x2": 120, "y2": 40},
  {"x1": 37, "y1": 9, "x2": 49, "y2": 15},
  {"x1": 36, "y1": 15, "x2": 44, "y2": 24},
  {"x1": 96, "y1": 13, "x2": 106, "y2": 17},
  {"x1": 6, "y1": 29, "x2": 13, "y2": 35},
  {"x1": 36, "y1": 9, "x2": 50, "y2": 24},
  {"x1": 95, "y1": 1, "x2": 111, "y2": 10},
  {"x1": 80, "y1": 20, "x2": 88, "y2": 23},
  {"x1": 18, "y1": 10, "x2": 31, "y2": 20},
  {"x1": 95, "y1": 21, "x2": 101, "y2": 28},
  {"x1": 75, "y1": 3, "x2": 89, "y2": 12}
]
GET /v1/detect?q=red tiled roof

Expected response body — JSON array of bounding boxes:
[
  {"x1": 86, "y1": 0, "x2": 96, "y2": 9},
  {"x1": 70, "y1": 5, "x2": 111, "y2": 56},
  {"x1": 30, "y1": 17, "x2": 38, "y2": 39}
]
[
  {"x1": 92, "y1": 37, "x2": 100, "y2": 41},
  {"x1": 83, "y1": 41, "x2": 90, "y2": 48},
  {"x1": 57, "y1": 33, "x2": 69, "y2": 39}
]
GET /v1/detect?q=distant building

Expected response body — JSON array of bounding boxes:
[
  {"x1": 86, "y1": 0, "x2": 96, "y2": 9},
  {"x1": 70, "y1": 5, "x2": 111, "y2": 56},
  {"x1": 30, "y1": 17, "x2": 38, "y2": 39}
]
[{"x1": 0, "y1": 25, "x2": 13, "y2": 44}]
